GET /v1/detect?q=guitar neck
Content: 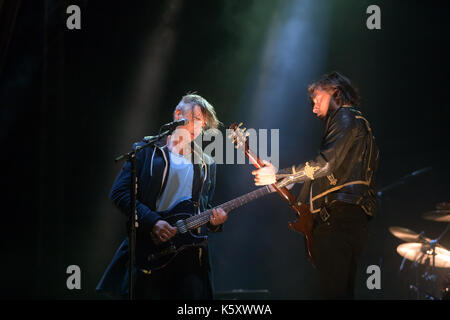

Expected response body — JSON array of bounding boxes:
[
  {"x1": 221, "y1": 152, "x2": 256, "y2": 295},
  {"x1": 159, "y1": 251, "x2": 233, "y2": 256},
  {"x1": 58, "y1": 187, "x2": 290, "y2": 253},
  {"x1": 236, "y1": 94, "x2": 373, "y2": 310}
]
[{"x1": 184, "y1": 185, "x2": 273, "y2": 230}]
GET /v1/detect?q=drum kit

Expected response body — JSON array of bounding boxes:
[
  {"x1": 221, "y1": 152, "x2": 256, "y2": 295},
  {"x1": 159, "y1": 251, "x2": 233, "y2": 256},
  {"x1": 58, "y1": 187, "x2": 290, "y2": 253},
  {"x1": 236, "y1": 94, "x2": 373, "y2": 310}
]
[{"x1": 389, "y1": 202, "x2": 450, "y2": 300}]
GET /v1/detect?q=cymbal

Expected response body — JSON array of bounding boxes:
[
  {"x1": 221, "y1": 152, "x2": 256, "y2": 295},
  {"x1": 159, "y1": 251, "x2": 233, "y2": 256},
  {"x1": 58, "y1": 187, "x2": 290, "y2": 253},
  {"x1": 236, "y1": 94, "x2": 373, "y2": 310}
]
[
  {"x1": 436, "y1": 202, "x2": 450, "y2": 210},
  {"x1": 397, "y1": 243, "x2": 450, "y2": 268},
  {"x1": 422, "y1": 210, "x2": 450, "y2": 222},
  {"x1": 389, "y1": 226, "x2": 431, "y2": 243}
]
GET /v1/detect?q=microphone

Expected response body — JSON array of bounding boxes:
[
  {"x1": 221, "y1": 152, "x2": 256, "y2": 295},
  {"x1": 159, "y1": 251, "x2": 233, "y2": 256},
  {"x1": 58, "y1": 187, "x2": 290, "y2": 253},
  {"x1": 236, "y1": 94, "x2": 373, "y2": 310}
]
[
  {"x1": 160, "y1": 118, "x2": 189, "y2": 132},
  {"x1": 142, "y1": 118, "x2": 190, "y2": 143},
  {"x1": 411, "y1": 167, "x2": 432, "y2": 176}
]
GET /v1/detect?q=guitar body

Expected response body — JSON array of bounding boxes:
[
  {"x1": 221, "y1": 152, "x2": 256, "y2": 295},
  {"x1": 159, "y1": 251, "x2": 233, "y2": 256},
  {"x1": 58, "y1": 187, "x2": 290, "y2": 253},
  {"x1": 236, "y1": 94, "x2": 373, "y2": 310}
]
[
  {"x1": 271, "y1": 181, "x2": 315, "y2": 265},
  {"x1": 287, "y1": 202, "x2": 315, "y2": 265},
  {"x1": 135, "y1": 202, "x2": 208, "y2": 273},
  {"x1": 134, "y1": 185, "x2": 275, "y2": 272}
]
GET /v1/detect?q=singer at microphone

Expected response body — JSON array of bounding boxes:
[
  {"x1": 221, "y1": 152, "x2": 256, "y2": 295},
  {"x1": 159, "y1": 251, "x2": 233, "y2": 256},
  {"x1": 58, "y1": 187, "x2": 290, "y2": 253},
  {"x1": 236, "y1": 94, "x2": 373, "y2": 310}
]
[{"x1": 98, "y1": 93, "x2": 225, "y2": 300}]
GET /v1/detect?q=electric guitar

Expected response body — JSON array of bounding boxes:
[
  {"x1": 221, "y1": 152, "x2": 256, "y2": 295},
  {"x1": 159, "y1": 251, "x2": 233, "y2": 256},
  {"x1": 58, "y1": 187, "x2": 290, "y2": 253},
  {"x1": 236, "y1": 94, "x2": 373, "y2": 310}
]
[
  {"x1": 136, "y1": 185, "x2": 275, "y2": 273},
  {"x1": 228, "y1": 122, "x2": 315, "y2": 265}
]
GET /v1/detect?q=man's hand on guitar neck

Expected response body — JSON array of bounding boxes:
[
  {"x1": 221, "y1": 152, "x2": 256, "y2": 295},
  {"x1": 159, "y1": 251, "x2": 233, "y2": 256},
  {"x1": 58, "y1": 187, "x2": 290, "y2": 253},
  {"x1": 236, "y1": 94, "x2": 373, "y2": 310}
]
[
  {"x1": 252, "y1": 160, "x2": 277, "y2": 186},
  {"x1": 210, "y1": 208, "x2": 227, "y2": 226},
  {"x1": 152, "y1": 220, "x2": 177, "y2": 242}
]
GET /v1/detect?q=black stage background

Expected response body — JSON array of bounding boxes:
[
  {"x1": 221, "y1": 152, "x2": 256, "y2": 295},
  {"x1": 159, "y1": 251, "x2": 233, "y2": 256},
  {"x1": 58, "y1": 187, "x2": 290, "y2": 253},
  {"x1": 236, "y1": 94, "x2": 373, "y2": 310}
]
[{"x1": 1, "y1": 0, "x2": 449, "y2": 299}]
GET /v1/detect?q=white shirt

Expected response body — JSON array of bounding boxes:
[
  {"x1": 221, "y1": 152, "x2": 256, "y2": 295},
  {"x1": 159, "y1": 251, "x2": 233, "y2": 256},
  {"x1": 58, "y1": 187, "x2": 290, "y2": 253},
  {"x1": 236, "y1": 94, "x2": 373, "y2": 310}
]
[{"x1": 156, "y1": 151, "x2": 193, "y2": 212}]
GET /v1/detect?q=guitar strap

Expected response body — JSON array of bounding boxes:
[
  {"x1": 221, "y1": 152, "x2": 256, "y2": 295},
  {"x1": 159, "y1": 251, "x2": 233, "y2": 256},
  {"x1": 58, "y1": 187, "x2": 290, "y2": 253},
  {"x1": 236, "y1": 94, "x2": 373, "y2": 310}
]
[
  {"x1": 191, "y1": 144, "x2": 208, "y2": 266},
  {"x1": 296, "y1": 180, "x2": 311, "y2": 205}
]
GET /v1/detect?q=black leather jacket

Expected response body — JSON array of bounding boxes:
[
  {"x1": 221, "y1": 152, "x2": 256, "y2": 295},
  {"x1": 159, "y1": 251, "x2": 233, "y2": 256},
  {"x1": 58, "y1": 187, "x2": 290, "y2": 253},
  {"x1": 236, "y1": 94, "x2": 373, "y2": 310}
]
[{"x1": 276, "y1": 106, "x2": 379, "y2": 217}]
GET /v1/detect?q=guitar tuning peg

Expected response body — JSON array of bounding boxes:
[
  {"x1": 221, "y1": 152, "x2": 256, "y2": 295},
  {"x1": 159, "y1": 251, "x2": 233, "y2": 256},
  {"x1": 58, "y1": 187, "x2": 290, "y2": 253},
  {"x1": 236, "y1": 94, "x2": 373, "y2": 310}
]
[
  {"x1": 245, "y1": 132, "x2": 250, "y2": 137},
  {"x1": 238, "y1": 122, "x2": 243, "y2": 127}
]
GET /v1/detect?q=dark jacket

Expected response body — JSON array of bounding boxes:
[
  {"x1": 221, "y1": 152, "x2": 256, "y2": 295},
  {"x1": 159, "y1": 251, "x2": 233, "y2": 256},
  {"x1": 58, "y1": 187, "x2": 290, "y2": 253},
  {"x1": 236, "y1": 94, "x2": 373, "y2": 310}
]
[
  {"x1": 96, "y1": 136, "x2": 218, "y2": 298},
  {"x1": 276, "y1": 106, "x2": 379, "y2": 217}
]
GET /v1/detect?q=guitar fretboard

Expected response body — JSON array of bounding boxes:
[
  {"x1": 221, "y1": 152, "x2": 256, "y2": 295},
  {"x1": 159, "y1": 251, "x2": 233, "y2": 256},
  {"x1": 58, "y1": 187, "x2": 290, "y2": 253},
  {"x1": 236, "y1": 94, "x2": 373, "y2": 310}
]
[{"x1": 184, "y1": 186, "x2": 273, "y2": 230}]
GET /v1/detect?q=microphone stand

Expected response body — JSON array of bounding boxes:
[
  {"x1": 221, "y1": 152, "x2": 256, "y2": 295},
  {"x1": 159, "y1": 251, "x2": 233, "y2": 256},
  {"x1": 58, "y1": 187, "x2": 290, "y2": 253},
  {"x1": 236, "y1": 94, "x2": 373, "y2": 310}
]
[
  {"x1": 377, "y1": 167, "x2": 432, "y2": 296},
  {"x1": 377, "y1": 167, "x2": 432, "y2": 198},
  {"x1": 427, "y1": 222, "x2": 450, "y2": 298},
  {"x1": 114, "y1": 128, "x2": 171, "y2": 300}
]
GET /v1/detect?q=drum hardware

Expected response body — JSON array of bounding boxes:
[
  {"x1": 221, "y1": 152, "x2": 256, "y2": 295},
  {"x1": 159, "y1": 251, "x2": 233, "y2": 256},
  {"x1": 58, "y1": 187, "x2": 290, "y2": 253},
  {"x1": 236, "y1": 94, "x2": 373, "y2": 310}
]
[{"x1": 389, "y1": 202, "x2": 450, "y2": 299}]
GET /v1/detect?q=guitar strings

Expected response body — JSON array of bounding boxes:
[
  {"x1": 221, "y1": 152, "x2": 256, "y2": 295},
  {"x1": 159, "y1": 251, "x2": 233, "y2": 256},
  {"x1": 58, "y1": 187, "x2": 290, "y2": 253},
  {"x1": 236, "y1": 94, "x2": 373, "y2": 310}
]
[{"x1": 183, "y1": 186, "x2": 270, "y2": 230}]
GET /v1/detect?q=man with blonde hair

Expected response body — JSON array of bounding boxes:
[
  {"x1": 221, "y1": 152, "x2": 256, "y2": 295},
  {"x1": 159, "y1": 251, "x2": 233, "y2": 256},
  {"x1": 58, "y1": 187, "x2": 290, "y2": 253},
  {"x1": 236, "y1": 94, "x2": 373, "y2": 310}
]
[{"x1": 97, "y1": 94, "x2": 227, "y2": 299}]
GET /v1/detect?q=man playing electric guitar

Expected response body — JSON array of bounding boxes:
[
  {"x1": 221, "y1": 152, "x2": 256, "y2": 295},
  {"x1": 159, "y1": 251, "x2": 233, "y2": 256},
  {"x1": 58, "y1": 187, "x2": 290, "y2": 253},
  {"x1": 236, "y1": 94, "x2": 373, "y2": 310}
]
[
  {"x1": 252, "y1": 72, "x2": 379, "y2": 299},
  {"x1": 97, "y1": 94, "x2": 227, "y2": 299}
]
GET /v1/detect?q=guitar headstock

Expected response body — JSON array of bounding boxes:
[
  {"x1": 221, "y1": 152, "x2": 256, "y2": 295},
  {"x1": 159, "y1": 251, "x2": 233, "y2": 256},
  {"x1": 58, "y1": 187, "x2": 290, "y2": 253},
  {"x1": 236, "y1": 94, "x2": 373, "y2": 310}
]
[{"x1": 228, "y1": 122, "x2": 250, "y2": 150}]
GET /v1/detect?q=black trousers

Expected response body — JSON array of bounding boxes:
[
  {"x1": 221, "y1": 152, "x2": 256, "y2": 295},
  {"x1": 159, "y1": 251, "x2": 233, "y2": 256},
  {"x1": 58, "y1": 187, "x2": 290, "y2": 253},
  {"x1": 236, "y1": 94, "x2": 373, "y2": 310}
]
[
  {"x1": 312, "y1": 202, "x2": 369, "y2": 299},
  {"x1": 134, "y1": 247, "x2": 213, "y2": 300}
]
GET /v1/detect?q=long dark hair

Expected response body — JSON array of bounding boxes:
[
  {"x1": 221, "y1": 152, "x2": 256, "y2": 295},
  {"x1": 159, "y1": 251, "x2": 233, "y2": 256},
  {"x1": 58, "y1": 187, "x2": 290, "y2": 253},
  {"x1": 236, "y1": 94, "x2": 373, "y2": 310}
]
[{"x1": 308, "y1": 71, "x2": 360, "y2": 107}]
